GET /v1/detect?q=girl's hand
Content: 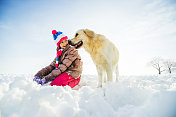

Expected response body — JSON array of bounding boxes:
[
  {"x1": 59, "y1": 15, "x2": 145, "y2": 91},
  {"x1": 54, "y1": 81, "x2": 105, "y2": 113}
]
[
  {"x1": 38, "y1": 78, "x2": 46, "y2": 85},
  {"x1": 33, "y1": 76, "x2": 40, "y2": 82}
]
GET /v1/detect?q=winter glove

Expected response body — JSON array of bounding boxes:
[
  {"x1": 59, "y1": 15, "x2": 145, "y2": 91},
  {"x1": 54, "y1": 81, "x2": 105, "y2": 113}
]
[
  {"x1": 38, "y1": 78, "x2": 46, "y2": 85},
  {"x1": 33, "y1": 76, "x2": 40, "y2": 82}
]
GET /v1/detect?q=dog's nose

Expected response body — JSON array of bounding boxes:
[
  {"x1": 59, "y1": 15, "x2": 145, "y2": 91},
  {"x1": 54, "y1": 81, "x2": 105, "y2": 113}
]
[
  {"x1": 68, "y1": 39, "x2": 74, "y2": 46},
  {"x1": 68, "y1": 40, "x2": 71, "y2": 44}
]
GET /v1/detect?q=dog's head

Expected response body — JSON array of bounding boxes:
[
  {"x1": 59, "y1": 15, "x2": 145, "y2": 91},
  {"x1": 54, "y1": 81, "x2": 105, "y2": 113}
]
[{"x1": 69, "y1": 29, "x2": 95, "y2": 49}]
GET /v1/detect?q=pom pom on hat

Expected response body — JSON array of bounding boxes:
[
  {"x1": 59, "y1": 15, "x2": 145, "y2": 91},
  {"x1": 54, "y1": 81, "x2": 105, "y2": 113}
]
[
  {"x1": 52, "y1": 30, "x2": 57, "y2": 35},
  {"x1": 52, "y1": 30, "x2": 68, "y2": 47}
]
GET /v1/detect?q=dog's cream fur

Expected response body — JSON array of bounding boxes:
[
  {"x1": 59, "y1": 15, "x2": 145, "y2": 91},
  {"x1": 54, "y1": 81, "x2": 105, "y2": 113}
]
[{"x1": 70, "y1": 29, "x2": 119, "y2": 87}]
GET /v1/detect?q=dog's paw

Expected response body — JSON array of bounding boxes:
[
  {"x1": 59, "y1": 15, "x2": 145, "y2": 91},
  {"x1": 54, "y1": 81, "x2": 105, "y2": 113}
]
[{"x1": 97, "y1": 83, "x2": 102, "y2": 88}]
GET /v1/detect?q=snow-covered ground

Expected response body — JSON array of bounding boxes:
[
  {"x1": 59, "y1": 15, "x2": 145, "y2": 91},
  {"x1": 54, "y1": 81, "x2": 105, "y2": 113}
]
[{"x1": 0, "y1": 74, "x2": 176, "y2": 117}]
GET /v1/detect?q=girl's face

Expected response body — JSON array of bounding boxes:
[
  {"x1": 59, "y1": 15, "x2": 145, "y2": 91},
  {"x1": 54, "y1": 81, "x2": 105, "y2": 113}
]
[{"x1": 60, "y1": 40, "x2": 68, "y2": 49}]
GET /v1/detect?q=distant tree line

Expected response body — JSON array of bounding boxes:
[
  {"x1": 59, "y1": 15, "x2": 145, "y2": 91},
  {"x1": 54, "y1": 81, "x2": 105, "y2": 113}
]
[{"x1": 149, "y1": 57, "x2": 176, "y2": 75}]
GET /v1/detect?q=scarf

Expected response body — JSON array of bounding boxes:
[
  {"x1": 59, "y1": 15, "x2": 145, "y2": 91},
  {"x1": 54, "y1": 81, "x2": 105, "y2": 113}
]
[{"x1": 55, "y1": 49, "x2": 63, "y2": 69}]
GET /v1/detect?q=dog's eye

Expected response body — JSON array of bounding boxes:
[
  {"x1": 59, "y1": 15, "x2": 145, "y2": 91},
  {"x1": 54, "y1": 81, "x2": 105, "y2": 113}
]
[{"x1": 75, "y1": 33, "x2": 78, "y2": 37}]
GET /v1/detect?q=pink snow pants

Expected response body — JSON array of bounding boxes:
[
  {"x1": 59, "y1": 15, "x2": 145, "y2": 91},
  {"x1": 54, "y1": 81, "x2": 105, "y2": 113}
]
[{"x1": 50, "y1": 73, "x2": 80, "y2": 88}]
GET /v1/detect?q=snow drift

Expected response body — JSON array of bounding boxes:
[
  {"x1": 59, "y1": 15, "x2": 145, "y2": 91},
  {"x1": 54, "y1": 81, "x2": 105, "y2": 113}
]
[{"x1": 0, "y1": 74, "x2": 176, "y2": 117}]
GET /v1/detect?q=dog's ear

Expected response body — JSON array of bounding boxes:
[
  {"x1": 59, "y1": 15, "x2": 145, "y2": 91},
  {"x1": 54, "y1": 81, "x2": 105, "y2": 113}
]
[{"x1": 83, "y1": 29, "x2": 95, "y2": 38}]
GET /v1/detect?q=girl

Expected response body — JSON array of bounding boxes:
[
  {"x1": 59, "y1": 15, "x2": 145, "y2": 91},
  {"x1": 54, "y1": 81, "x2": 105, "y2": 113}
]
[{"x1": 33, "y1": 30, "x2": 82, "y2": 88}]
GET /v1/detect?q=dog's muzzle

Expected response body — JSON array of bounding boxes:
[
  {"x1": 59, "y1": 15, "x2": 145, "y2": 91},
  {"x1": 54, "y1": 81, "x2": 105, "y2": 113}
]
[{"x1": 68, "y1": 40, "x2": 83, "y2": 49}]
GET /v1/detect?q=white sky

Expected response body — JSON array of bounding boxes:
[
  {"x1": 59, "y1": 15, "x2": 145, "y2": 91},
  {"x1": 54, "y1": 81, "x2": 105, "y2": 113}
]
[{"x1": 0, "y1": 0, "x2": 176, "y2": 75}]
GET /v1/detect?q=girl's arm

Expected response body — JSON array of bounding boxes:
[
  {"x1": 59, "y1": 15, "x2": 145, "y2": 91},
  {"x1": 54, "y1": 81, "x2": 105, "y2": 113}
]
[{"x1": 34, "y1": 58, "x2": 56, "y2": 78}]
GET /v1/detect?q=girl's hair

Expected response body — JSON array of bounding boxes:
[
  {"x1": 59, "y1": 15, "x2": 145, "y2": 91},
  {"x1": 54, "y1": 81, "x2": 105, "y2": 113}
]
[{"x1": 56, "y1": 46, "x2": 61, "y2": 51}]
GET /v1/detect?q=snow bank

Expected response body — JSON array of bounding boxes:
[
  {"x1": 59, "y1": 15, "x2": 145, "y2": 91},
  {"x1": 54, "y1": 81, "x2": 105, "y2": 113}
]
[{"x1": 0, "y1": 74, "x2": 176, "y2": 117}]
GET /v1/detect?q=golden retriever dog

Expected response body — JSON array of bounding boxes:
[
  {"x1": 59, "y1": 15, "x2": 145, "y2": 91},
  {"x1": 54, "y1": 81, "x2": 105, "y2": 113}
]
[{"x1": 69, "y1": 29, "x2": 119, "y2": 87}]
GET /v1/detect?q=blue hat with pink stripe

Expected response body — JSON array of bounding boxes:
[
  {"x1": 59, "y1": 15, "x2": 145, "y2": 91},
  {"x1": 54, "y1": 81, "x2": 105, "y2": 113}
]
[{"x1": 52, "y1": 30, "x2": 68, "y2": 47}]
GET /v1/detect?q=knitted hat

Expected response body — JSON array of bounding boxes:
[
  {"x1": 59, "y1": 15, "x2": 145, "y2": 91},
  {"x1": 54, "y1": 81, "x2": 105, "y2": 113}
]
[{"x1": 52, "y1": 30, "x2": 68, "y2": 47}]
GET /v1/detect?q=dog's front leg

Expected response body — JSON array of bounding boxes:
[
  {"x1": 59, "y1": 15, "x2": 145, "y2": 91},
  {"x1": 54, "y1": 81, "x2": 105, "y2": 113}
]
[
  {"x1": 96, "y1": 65, "x2": 103, "y2": 87},
  {"x1": 106, "y1": 66, "x2": 113, "y2": 82}
]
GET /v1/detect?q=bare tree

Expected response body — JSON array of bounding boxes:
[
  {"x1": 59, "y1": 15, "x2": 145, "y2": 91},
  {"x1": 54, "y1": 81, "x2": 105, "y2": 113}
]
[
  {"x1": 150, "y1": 57, "x2": 165, "y2": 75},
  {"x1": 163, "y1": 59, "x2": 176, "y2": 74}
]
